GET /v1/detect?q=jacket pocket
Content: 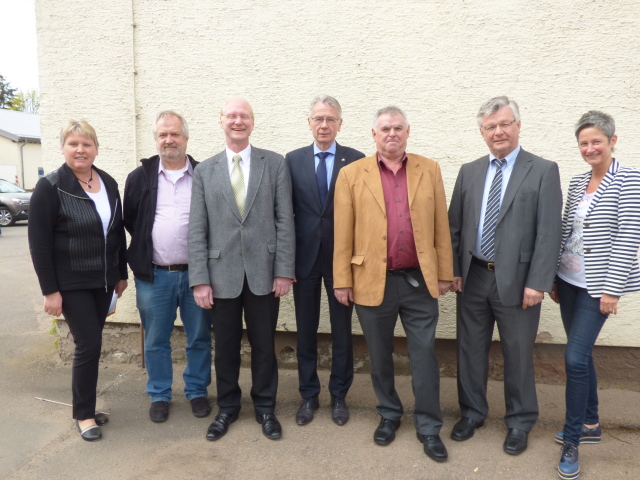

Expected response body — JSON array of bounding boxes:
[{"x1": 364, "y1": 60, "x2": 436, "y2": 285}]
[
  {"x1": 351, "y1": 255, "x2": 365, "y2": 265},
  {"x1": 208, "y1": 249, "x2": 221, "y2": 259},
  {"x1": 520, "y1": 251, "x2": 533, "y2": 263}
]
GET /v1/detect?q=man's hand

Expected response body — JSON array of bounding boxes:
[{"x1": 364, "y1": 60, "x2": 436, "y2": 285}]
[
  {"x1": 334, "y1": 288, "x2": 354, "y2": 306},
  {"x1": 272, "y1": 277, "x2": 293, "y2": 297},
  {"x1": 438, "y1": 280, "x2": 452, "y2": 296},
  {"x1": 600, "y1": 293, "x2": 619, "y2": 315},
  {"x1": 522, "y1": 287, "x2": 544, "y2": 309},
  {"x1": 114, "y1": 279, "x2": 128, "y2": 298},
  {"x1": 193, "y1": 284, "x2": 214, "y2": 309},
  {"x1": 44, "y1": 292, "x2": 63, "y2": 317},
  {"x1": 450, "y1": 277, "x2": 463, "y2": 293}
]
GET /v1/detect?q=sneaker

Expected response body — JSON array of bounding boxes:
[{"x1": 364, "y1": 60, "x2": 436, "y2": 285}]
[
  {"x1": 558, "y1": 444, "x2": 580, "y2": 479},
  {"x1": 554, "y1": 424, "x2": 601, "y2": 444}
]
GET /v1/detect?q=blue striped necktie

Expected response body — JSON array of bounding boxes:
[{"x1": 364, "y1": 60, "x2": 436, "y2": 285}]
[{"x1": 480, "y1": 158, "x2": 506, "y2": 260}]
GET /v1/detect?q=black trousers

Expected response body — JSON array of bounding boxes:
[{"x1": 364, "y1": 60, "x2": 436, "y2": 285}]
[
  {"x1": 61, "y1": 287, "x2": 114, "y2": 420},
  {"x1": 211, "y1": 278, "x2": 280, "y2": 415},
  {"x1": 293, "y1": 251, "x2": 354, "y2": 400}
]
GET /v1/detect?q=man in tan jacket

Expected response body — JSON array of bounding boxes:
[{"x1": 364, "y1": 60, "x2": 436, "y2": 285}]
[{"x1": 333, "y1": 106, "x2": 453, "y2": 462}]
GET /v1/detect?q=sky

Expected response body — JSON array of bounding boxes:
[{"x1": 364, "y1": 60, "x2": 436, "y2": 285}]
[{"x1": 0, "y1": 0, "x2": 39, "y2": 92}]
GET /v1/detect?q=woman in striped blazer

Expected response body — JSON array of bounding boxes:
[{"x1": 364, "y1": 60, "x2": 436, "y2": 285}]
[{"x1": 550, "y1": 111, "x2": 640, "y2": 480}]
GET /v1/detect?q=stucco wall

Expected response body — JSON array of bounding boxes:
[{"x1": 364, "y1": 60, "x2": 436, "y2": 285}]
[{"x1": 35, "y1": 0, "x2": 640, "y2": 347}]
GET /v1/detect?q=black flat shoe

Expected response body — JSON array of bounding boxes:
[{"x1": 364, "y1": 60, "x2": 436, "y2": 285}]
[
  {"x1": 95, "y1": 412, "x2": 109, "y2": 426},
  {"x1": 76, "y1": 421, "x2": 102, "y2": 442},
  {"x1": 374, "y1": 417, "x2": 401, "y2": 446},
  {"x1": 504, "y1": 428, "x2": 528, "y2": 455},
  {"x1": 417, "y1": 433, "x2": 448, "y2": 462},
  {"x1": 296, "y1": 397, "x2": 319, "y2": 425},
  {"x1": 256, "y1": 413, "x2": 282, "y2": 440},
  {"x1": 331, "y1": 397, "x2": 349, "y2": 426},
  {"x1": 451, "y1": 417, "x2": 484, "y2": 441},
  {"x1": 206, "y1": 412, "x2": 239, "y2": 441}
]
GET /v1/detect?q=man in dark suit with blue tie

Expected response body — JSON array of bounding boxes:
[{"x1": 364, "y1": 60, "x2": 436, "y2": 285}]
[{"x1": 285, "y1": 95, "x2": 364, "y2": 426}]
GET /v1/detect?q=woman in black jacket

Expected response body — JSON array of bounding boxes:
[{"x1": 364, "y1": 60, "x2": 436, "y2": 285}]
[{"x1": 29, "y1": 119, "x2": 128, "y2": 441}]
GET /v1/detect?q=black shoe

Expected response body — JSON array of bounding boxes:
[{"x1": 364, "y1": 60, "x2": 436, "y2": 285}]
[
  {"x1": 417, "y1": 433, "x2": 448, "y2": 462},
  {"x1": 76, "y1": 420, "x2": 102, "y2": 441},
  {"x1": 374, "y1": 417, "x2": 401, "y2": 446},
  {"x1": 206, "y1": 412, "x2": 239, "y2": 441},
  {"x1": 451, "y1": 417, "x2": 484, "y2": 441},
  {"x1": 190, "y1": 397, "x2": 211, "y2": 418},
  {"x1": 331, "y1": 397, "x2": 349, "y2": 426},
  {"x1": 149, "y1": 401, "x2": 169, "y2": 423},
  {"x1": 256, "y1": 413, "x2": 282, "y2": 440},
  {"x1": 295, "y1": 397, "x2": 319, "y2": 425},
  {"x1": 504, "y1": 428, "x2": 528, "y2": 455},
  {"x1": 95, "y1": 412, "x2": 109, "y2": 426}
]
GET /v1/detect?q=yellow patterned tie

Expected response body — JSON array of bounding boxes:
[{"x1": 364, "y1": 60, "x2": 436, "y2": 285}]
[{"x1": 231, "y1": 154, "x2": 245, "y2": 216}]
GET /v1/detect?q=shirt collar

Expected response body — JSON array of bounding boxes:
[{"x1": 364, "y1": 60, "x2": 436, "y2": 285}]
[
  {"x1": 313, "y1": 141, "x2": 337, "y2": 156},
  {"x1": 226, "y1": 144, "x2": 252, "y2": 165},
  {"x1": 377, "y1": 152, "x2": 408, "y2": 170},
  {"x1": 489, "y1": 145, "x2": 521, "y2": 167},
  {"x1": 157, "y1": 156, "x2": 192, "y2": 176}
]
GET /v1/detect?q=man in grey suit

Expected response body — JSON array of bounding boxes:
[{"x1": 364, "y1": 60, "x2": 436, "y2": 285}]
[
  {"x1": 285, "y1": 95, "x2": 364, "y2": 427},
  {"x1": 448, "y1": 96, "x2": 562, "y2": 455},
  {"x1": 189, "y1": 97, "x2": 295, "y2": 441}
]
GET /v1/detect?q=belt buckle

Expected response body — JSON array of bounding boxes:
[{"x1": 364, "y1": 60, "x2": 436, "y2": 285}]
[
  {"x1": 487, "y1": 262, "x2": 495, "y2": 271},
  {"x1": 168, "y1": 265, "x2": 179, "y2": 272}
]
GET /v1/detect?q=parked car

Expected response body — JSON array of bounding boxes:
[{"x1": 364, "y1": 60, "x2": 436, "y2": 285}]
[{"x1": 0, "y1": 178, "x2": 31, "y2": 226}]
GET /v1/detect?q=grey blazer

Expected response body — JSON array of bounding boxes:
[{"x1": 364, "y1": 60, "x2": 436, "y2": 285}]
[
  {"x1": 448, "y1": 148, "x2": 563, "y2": 306},
  {"x1": 188, "y1": 146, "x2": 295, "y2": 298}
]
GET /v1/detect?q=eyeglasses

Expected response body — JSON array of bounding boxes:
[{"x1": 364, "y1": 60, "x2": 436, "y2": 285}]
[
  {"x1": 310, "y1": 117, "x2": 340, "y2": 125},
  {"x1": 480, "y1": 119, "x2": 517, "y2": 132},
  {"x1": 223, "y1": 114, "x2": 252, "y2": 121}
]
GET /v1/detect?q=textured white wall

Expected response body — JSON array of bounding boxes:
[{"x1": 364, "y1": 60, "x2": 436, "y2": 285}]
[{"x1": 35, "y1": 0, "x2": 640, "y2": 346}]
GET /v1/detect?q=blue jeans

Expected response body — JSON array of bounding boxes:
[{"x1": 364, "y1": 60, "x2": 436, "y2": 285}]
[
  {"x1": 135, "y1": 267, "x2": 212, "y2": 402},
  {"x1": 556, "y1": 278, "x2": 608, "y2": 446}
]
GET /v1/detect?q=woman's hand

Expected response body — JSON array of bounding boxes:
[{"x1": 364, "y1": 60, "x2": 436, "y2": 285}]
[
  {"x1": 600, "y1": 293, "x2": 618, "y2": 315},
  {"x1": 114, "y1": 279, "x2": 128, "y2": 298},
  {"x1": 44, "y1": 292, "x2": 63, "y2": 317},
  {"x1": 549, "y1": 283, "x2": 559, "y2": 304}
]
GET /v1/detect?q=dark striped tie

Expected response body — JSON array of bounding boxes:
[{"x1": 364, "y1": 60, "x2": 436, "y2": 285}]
[{"x1": 480, "y1": 158, "x2": 506, "y2": 260}]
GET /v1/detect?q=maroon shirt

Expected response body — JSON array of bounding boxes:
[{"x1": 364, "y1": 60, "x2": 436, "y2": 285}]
[{"x1": 377, "y1": 154, "x2": 419, "y2": 270}]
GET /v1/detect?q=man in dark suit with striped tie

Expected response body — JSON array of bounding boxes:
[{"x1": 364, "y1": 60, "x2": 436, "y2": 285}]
[
  {"x1": 448, "y1": 96, "x2": 563, "y2": 455},
  {"x1": 285, "y1": 95, "x2": 364, "y2": 426}
]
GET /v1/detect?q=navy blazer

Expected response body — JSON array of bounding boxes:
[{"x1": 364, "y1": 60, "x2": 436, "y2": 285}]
[{"x1": 285, "y1": 142, "x2": 365, "y2": 279}]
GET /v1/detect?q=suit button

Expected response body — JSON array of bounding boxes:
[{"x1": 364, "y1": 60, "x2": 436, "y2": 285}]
[
  {"x1": 316, "y1": 236, "x2": 321, "y2": 240},
  {"x1": 584, "y1": 223, "x2": 589, "y2": 227},
  {"x1": 382, "y1": 258, "x2": 386, "y2": 263},
  {"x1": 240, "y1": 225, "x2": 244, "y2": 229},
  {"x1": 585, "y1": 248, "x2": 591, "y2": 252},
  {"x1": 383, "y1": 236, "x2": 387, "y2": 240}
]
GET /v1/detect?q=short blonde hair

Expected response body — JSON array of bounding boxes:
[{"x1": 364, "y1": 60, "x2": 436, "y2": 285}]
[
  {"x1": 220, "y1": 97, "x2": 255, "y2": 120},
  {"x1": 59, "y1": 119, "x2": 99, "y2": 149}
]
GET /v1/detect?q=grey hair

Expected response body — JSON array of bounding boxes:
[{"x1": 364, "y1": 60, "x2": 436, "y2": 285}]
[
  {"x1": 476, "y1": 96, "x2": 521, "y2": 127},
  {"x1": 372, "y1": 106, "x2": 409, "y2": 129},
  {"x1": 575, "y1": 110, "x2": 616, "y2": 141},
  {"x1": 153, "y1": 110, "x2": 189, "y2": 138},
  {"x1": 309, "y1": 95, "x2": 342, "y2": 118}
]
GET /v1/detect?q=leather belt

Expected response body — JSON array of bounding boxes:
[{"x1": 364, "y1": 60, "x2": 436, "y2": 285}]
[
  {"x1": 154, "y1": 264, "x2": 188, "y2": 272},
  {"x1": 471, "y1": 256, "x2": 495, "y2": 272},
  {"x1": 387, "y1": 267, "x2": 420, "y2": 288}
]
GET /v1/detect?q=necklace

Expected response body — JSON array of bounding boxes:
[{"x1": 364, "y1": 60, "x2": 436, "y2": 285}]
[{"x1": 76, "y1": 169, "x2": 93, "y2": 189}]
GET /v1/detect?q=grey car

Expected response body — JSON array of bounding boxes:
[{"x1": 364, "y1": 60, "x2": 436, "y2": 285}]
[{"x1": 0, "y1": 178, "x2": 31, "y2": 226}]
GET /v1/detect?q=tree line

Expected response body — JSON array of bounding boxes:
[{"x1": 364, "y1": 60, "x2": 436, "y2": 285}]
[{"x1": 0, "y1": 74, "x2": 40, "y2": 114}]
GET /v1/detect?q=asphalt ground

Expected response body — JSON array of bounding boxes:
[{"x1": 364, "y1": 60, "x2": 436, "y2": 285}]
[{"x1": 1, "y1": 224, "x2": 639, "y2": 480}]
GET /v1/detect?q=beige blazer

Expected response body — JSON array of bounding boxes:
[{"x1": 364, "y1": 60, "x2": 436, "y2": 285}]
[{"x1": 333, "y1": 153, "x2": 453, "y2": 306}]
